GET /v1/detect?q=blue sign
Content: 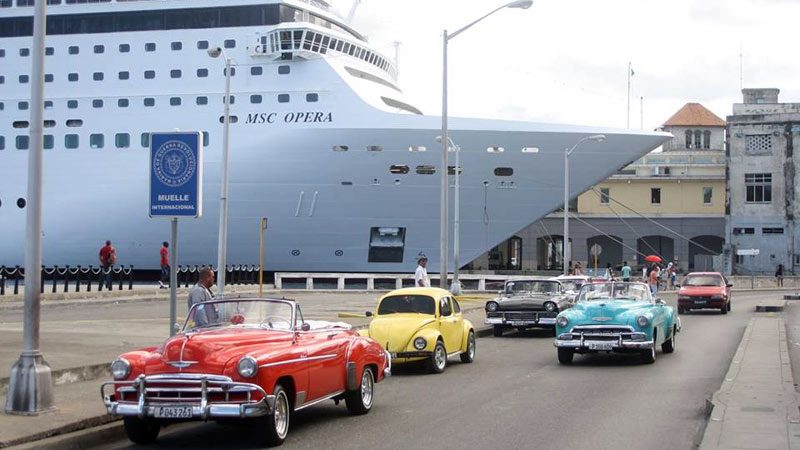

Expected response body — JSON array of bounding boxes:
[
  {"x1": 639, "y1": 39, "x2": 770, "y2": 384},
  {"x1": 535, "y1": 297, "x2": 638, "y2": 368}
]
[{"x1": 149, "y1": 132, "x2": 203, "y2": 218}]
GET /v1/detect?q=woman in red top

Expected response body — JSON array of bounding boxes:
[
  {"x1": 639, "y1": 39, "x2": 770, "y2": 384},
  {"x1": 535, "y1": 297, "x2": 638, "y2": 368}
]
[
  {"x1": 648, "y1": 264, "x2": 660, "y2": 295},
  {"x1": 159, "y1": 242, "x2": 170, "y2": 289}
]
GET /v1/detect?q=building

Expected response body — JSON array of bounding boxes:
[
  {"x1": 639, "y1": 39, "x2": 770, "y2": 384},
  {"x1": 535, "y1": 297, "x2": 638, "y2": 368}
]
[
  {"x1": 726, "y1": 88, "x2": 800, "y2": 274},
  {"x1": 467, "y1": 103, "x2": 727, "y2": 273}
]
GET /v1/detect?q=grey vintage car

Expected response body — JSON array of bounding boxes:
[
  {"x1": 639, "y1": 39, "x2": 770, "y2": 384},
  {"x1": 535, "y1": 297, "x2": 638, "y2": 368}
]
[{"x1": 484, "y1": 278, "x2": 573, "y2": 336}]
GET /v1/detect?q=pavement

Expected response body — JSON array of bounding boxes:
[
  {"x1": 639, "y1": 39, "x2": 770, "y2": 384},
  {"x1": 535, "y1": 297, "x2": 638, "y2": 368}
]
[{"x1": 1, "y1": 289, "x2": 798, "y2": 449}]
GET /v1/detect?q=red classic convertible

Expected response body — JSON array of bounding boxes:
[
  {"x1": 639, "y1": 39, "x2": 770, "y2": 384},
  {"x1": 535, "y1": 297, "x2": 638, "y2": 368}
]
[{"x1": 102, "y1": 298, "x2": 390, "y2": 446}]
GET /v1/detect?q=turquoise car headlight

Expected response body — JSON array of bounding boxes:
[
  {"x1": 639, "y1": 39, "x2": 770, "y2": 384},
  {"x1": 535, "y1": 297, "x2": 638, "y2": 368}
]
[
  {"x1": 111, "y1": 358, "x2": 130, "y2": 380},
  {"x1": 636, "y1": 315, "x2": 649, "y2": 327},
  {"x1": 413, "y1": 337, "x2": 427, "y2": 350},
  {"x1": 556, "y1": 316, "x2": 569, "y2": 327},
  {"x1": 237, "y1": 356, "x2": 258, "y2": 378}
]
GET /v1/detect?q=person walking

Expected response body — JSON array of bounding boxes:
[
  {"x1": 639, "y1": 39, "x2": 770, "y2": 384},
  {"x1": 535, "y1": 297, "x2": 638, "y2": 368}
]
[
  {"x1": 776, "y1": 263, "x2": 784, "y2": 287},
  {"x1": 574, "y1": 261, "x2": 584, "y2": 276},
  {"x1": 98, "y1": 240, "x2": 116, "y2": 290},
  {"x1": 648, "y1": 263, "x2": 660, "y2": 295},
  {"x1": 187, "y1": 267, "x2": 216, "y2": 327},
  {"x1": 415, "y1": 253, "x2": 430, "y2": 287},
  {"x1": 159, "y1": 242, "x2": 170, "y2": 289},
  {"x1": 621, "y1": 261, "x2": 632, "y2": 282}
]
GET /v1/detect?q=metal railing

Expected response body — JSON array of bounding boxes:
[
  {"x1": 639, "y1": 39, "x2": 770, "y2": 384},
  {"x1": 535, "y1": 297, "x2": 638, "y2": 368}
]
[
  {"x1": 176, "y1": 265, "x2": 262, "y2": 288},
  {"x1": 0, "y1": 265, "x2": 134, "y2": 295}
]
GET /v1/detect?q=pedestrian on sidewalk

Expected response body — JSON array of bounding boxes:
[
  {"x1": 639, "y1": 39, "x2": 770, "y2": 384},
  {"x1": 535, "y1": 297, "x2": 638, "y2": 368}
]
[
  {"x1": 98, "y1": 240, "x2": 116, "y2": 290},
  {"x1": 415, "y1": 253, "x2": 430, "y2": 287},
  {"x1": 187, "y1": 267, "x2": 217, "y2": 327},
  {"x1": 648, "y1": 263, "x2": 660, "y2": 295},
  {"x1": 159, "y1": 241, "x2": 170, "y2": 289},
  {"x1": 776, "y1": 263, "x2": 784, "y2": 287},
  {"x1": 574, "y1": 261, "x2": 584, "y2": 276},
  {"x1": 621, "y1": 261, "x2": 632, "y2": 282}
]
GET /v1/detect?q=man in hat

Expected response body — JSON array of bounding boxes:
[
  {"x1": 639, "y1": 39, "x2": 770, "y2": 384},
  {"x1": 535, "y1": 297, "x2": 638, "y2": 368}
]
[{"x1": 415, "y1": 253, "x2": 430, "y2": 287}]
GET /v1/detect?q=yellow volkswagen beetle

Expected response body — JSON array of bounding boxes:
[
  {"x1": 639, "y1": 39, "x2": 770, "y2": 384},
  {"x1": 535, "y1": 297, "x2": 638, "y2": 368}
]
[{"x1": 363, "y1": 287, "x2": 475, "y2": 373}]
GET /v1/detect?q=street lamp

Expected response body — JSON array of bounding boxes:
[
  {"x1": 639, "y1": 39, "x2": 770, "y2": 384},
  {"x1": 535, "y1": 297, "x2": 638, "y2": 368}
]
[
  {"x1": 436, "y1": 136, "x2": 462, "y2": 294},
  {"x1": 441, "y1": 0, "x2": 533, "y2": 288},
  {"x1": 563, "y1": 134, "x2": 606, "y2": 275},
  {"x1": 208, "y1": 46, "x2": 232, "y2": 297}
]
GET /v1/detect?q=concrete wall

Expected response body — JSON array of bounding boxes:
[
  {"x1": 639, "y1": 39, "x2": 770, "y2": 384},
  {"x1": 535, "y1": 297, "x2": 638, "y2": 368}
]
[
  {"x1": 662, "y1": 125, "x2": 725, "y2": 151},
  {"x1": 578, "y1": 178, "x2": 726, "y2": 215}
]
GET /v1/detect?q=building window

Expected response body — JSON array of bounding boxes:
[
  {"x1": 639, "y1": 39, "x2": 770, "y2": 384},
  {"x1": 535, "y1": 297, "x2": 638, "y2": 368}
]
[
  {"x1": 745, "y1": 173, "x2": 772, "y2": 203},
  {"x1": 144, "y1": 97, "x2": 155, "y2": 107},
  {"x1": 651, "y1": 187, "x2": 661, "y2": 204},
  {"x1": 90, "y1": 133, "x2": 104, "y2": 149},
  {"x1": 278, "y1": 94, "x2": 290, "y2": 103},
  {"x1": 745, "y1": 134, "x2": 772, "y2": 155},
  {"x1": 278, "y1": 65, "x2": 290, "y2": 75},
  {"x1": 170, "y1": 69, "x2": 181, "y2": 78},
  {"x1": 171, "y1": 41, "x2": 182, "y2": 51},
  {"x1": 250, "y1": 66, "x2": 263, "y2": 76},
  {"x1": 93, "y1": 72, "x2": 104, "y2": 81},
  {"x1": 196, "y1": 96, "x2": 208, "y2": 105},
  {"x1": 762, "y1": 227, "x2": 784, "y2": 235},
  {"x1": 115, "y1": 133, "x2": 130, "y2": 148},
  {"x1": 169, "y1": 97, "x2": 181, "y2": 106},
  {"x1": 119, "y1": 44, "x2": 130, "y2": 53},
  {"x1": 92, "y1": 99, "x2": 103, "y2": 108},
  {"x1": 68, "y1": 73, "x2": 78, "y2": 82},
  {"x1": 17, "y1": 136, "x2": 29, "y2": 150},
  {"x1": 703, "y1": 130, "x2": 711, "y2": 149},
  {"x1": 68, "y1": 46, "x2": 79, "y2": 55},
  {"x1": 118, "y1": 71, "x2": 129, "y2": 80},
  {"x1": 694, "y1": 130, "x2": 701, "y2": 149},
  {"x1": 145, "y1": 42, "x2": 156, "y2": 52},
  {"x1": 600, "y1": 188, "x2": 610, "y2": 204},
  {"x1": 93, "y1": 44, "x2": 104, "y2": 54},
  {"x1": 703, "y1": 187, "x2": 713, "y2": 204},
  {"x1": 735, "y1": 255, "x2": 744, "y2": 265},
  {"x1": 733, "y1": 227, "x2": 755, "y2": 235},
  {"x1": 250, "y1": 94, "x2": 262, "y2": 104},
  {"x1": 65, "y1": 134, "x2": 79, "y2": 149},
  {"x1": 144, "y1": 70, "x2": 155, "y2": 79},
  {"x1": 306, "y1": 93, "x2": 319, "y2": 102},
  {"x1": 197, "y1": 68, "x2": 208, "y2": 77},
  {"x1": 118, "y1": 98, "x2": 129, "y2": 108}
]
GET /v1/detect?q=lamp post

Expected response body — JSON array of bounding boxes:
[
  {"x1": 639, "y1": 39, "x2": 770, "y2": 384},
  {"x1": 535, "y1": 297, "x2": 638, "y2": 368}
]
[
  {"x1": 563, "y1": 134, "x2": 606, "y2": 275},
  {"x1": 437, "y1": 136, "x2": 462, "y2": 294},
  {"x1": 441, "y1": 0, "x2": 533, "y2": 288},
  {"x1": 208, "y1": 46, "x2": 232, "y2": 298}
]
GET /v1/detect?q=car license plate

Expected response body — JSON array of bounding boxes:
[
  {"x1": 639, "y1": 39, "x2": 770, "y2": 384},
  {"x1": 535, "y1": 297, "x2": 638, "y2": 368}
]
[
  {"x1": 588, "y1": 342, "x2": 614, "y2": 351},
  {"x1": 694, "y1": 300, "x2": 706, "y2": 305},
  {"x1": 154, "y1": 406, "x2": 193, "y2": 419},
  {"x1": 510, "y1": 321, "x2": 527, "y2": 326}
]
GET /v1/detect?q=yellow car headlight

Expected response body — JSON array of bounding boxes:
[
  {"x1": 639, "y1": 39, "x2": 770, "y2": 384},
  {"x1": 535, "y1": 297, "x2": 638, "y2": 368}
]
[{"x1": 413, "y1": 337, "x2": 427, "y2": 350}]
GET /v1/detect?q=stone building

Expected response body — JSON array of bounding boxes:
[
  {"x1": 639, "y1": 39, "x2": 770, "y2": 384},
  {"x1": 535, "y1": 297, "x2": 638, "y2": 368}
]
[{"x1": 726, "y1": 88, "x2": 800, "y2": 274}]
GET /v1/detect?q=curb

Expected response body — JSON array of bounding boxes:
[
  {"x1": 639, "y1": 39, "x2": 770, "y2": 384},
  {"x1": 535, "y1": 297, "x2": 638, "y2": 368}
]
[
  {"x1": 756, "y1": 301, "x2": 786, "y2": 312},
  {"x1": 1, "y1": 415, "x2": 120, "y2": 449},
  {"x1": 0, "y1": 364, "x2": 109, "y2": 396},
  {"x1": 784, "y1": 294, "x2": 800, "y2": 300}
]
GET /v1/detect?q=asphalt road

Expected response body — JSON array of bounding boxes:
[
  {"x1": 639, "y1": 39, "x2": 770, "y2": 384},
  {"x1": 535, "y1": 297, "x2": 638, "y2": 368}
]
[{"x1": 84, "y1": 291, "x2": 777, "y2": 450}]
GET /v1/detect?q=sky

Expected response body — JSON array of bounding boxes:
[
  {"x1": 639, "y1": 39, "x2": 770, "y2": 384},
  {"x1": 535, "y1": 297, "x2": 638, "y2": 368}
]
[{"x1": 335, "y1": 0, "x2": 800, "y2": 131}]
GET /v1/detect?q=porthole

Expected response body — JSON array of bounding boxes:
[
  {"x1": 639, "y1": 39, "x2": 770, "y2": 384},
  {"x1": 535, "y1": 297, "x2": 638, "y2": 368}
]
[
  {"x1": 68, "y1": 46, "x2": 79, "y2": 55},
  {"x1": 333, "y1": 145, "x2": 349, "y2": 152},
  {"x1": 19, "y1": 75, "x2": 29, "y2": 83},
  {"x1": 140, "y1": 133, "x2": 151, "y2": 148},
  {"x1": 171, "y1": 42, "x2": 182, "y2": 51},
  {"x1": 43, "y1": 120, "x2": 55, "y2": 127},
  {"x1": 68, "y1": 73, "x2": 78, "y2": 82},
  {"x1": 66, "y1": 119, "x2": 83, "y2": 127},
  {"x1": 250, "y1": 95, "x2": 263, "y2": 104},
  {"x1": 45, "y1": 47, "x2": 53, "y2": 56},
  {"x1": 278, "y1": 94, "x2": 290, "y2": 103},
  {"x1": 335, "y1": 250, "x2": 344, "y2": 257},
  {"x1": 145, "y1": 42, "x2": 156, "y2": 52},
  {"x1": 197, "y1": 40, "x2": 209, "y2": 50},
  {"x1": 44, "y1": 74, "x2": 53, "y2": 83},
  {"x1": 223, "y1": 95, "x2": 235, "y2": 105},
  {"x1": 16, "y1": 136, "x2": 29, "y2": 150},
  {"x1": 144, "y1": 98, "x2": 155, "y2": 107},
  {"x1": 367, "y1": 145, "x2": 382, "y2": 152},
  {"x1": 119, "y1": 44, "x2": 130, "y2": 53},
  {"x1": 448, "y1": 166, "x2": 463, "y2": 175},
  {"x1": 44, "y1": 100, "x2": 53, "y2": 108},
  {"x1": 196, "y1": 96, "x2": 208, "y2": 105},
  {"x1": 170, "y1": 69, "x2": 181, "y2": 79},
  {"x1": 390, "y1": 165, "x2": 409, "y2": 174},
  {"x1": 291, "y1": 249, "x2": 301, "y2": 256},
  {"x1": 65, "y1": 134, "x2": 79, "y2": 149},
  {"x1": 416, "y1": 165, "x2": 436, "y2": 175},
  {"x1": 341, "y1": 181, "x2": 353, "y2": 186},
  {"x1": 224, "y1": 39, "x2": 236, "y2": 49},
  {"x1": 118, "y1": 98, "x2": 129, "y2": 108},
  {"x1": 118, "y1": 71, "x2": 130, "y2": 80},
  {"x1": 250, "y1": 66, "x2": 263, "y2": 76},
  {"x1": 115, "y1": 133, "x2": 130, "y2": 149},
  {"x1": 19, "y1": 48, "x2": 29, "y2": 57},
  {"x1": 278, "y1": 65, "x2": 290, "y2": 75},
  {"x1": 0, "y1": 136, "x2": 4, "y2": 150},
  {"x1": 93, "y1": 45, "x2": 104, "y2": 54},
  {"x1": 169, "y1": 97, "x2": 181, "y2": 106},
  {"x1": 408, "y1": 146, "x2": 426, "y2": 152},
  {"x1": 306, "y1": 93, "x2": 319, "y2": 103},
  {"x1": 92, "y1": 99, "x2": 103, "y2": 108},
  {"x1": 18, "y1": 101, "x2": 29, "y2": 110},
  {"x1": 219, "y1": 115, "x2": 238, "y2": 124},
  {"x1": 202, "y1": 132, "x2": 210, "y2": 146},
  {"x1": 17, "y1": 198, "x2": 26, "y2": 209},
  {"x1": 90, "y1": 133, "x2": 104, "y2": 149},
  {"x1": 144, "y1": 70, "x2": 155, "y2": 79},
  {"x1": 494, "y1": 167, "x2": 514, "y2": 176},
  {"x1": 93, "y1": 72, "x2": 104, "y2": 81},
  {"x1": 197, "y1": 68, "x2": 208, "y2": 78},
  {"x1": 13, "y1": 121, "x2": 29, "y2": 129},
  {"x1": 67, "y1": 100, "x2": 78, "y2": 109},
  {"x1": 223, "y1": 67, "x2": 236, "y2": 76}
]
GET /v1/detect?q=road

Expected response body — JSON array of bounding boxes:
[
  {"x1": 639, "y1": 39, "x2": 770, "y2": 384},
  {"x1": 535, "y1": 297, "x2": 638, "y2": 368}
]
[{"x1": 85, "y1": 291, "x2": 778, "y2": 450}]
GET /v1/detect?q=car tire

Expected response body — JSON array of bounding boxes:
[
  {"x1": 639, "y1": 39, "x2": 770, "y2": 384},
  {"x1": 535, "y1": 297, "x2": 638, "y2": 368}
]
[
  {"x1": 640, "y1": 345, "x2": 657, "y2": 364},
  {"x1": 425, "y1": 340, "x2": 447, "y2": 374},
  {"x1": 727, "y1": 302, "x2": 731, "y2": 312},
  {"x1": 345, "y1": 367, "x2": 374, "y2": 415},
  {"x1": 661, "y1": 326, "x2": 676, "y2": 354},
  {"x1": 123, "y1": 417, "x2": 160, "y2": 445},
  {"x1": 557, "y1": 348, "x2": 574, "y2": 364},
  {"x1": 460, "y1": 331, "x2": 476, "y2": 363},
  {"x1": 492, "y1": 325, "x2": 503, "y2": 337},
  {"x1": 721, "y1": 304, "x2": 728, "y2": 315},
  {"x1": 677, "y1": 306, "x2": 685, "y2": 315},
  {"x1": 258, "y1": 384, "x2": 290, "y2": 447}
]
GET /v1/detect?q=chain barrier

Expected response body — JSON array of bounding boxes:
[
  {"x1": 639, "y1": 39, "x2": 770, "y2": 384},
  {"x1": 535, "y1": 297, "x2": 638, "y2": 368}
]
[
  {"x1": 0, "y1": 265, "x2": 135, "y2": 295},
  {"x1": 176, "y1": 264, "x2": 262, "y2": 288}
]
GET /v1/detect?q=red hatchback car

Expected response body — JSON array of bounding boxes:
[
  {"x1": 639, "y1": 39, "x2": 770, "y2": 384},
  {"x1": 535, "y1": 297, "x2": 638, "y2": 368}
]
[{"x1": 677, "y1": 272, "x2": 732, "y2": 314}]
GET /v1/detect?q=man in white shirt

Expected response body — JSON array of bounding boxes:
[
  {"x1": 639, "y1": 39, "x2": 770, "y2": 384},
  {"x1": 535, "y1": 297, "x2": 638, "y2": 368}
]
[
  {"x1": 415, "y1": 253, "x2": 430, "y2": 287},
  {"x1": 187, "y1": 267, "x2": 217, "y2": 327}
]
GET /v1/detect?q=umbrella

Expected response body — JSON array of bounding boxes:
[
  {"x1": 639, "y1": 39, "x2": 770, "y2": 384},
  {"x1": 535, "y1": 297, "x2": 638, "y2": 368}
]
[{"x1": 645, "y1": 255, "x2": 662, "y2": 263}]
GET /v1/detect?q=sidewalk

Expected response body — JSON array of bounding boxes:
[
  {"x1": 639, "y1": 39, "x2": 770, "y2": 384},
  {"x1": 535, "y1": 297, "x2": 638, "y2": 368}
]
[{"x1": 700, "y1": 316, "x2": 800, "y2": 449}]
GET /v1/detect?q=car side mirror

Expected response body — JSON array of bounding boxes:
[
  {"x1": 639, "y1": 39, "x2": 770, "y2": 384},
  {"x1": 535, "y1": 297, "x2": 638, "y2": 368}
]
[
  {"x1": 726, "y1": 284, "x2": 733, "y2": 288},
  {"x1": 655, "y1": 298, "x2": 666, "y2": 305},
  {"x1": 299, "y1": 322, "x2": 311, "y2": 332},
  {"x1": 365, "y1": 311, "x2": 373, "y2": 317}
]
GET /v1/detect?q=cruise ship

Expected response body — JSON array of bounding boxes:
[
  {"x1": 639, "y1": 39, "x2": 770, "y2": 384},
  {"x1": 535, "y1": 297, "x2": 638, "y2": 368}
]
[{"x1": 0, "y1": 0, "x2": 671, "y2": 272}]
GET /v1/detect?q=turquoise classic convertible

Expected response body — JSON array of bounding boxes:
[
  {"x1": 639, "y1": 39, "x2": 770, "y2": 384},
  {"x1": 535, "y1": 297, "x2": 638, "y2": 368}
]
[{"x1": 554, "y1": 282, "x2": 680, "y2": 364}]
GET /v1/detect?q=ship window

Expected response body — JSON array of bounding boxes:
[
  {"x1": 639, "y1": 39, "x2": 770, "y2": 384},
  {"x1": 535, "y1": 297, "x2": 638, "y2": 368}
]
[
  {"x1": 0, "y1": 49, "x2": 5, "y2": 57},
  {"x1": 19, "y1": 47, "x2": 29, "y2": 56},
  {"x1": 368, "y1": 227, "x2": 406, "y2": 263},
  {"x1": 66, "y1": 119, "x2": 82, "y2": 127},
  {"x1": 333, "y1": 145, "x2": 349, "y2": 152},
  {"x1": 196, "y1": 96, "x2": 208, "y2": 105},
  {"x1": 44, "y1": 74, "x2": 53, "y2": 83},
  {"x1": 46, "y1": 46, "x2": 54, "y2": 56},
  {"x1": 0, "y1": 75, "x2": 3, "y2": 84},
  {"x1": 224, "y1": 95, "x2": 235, "y2": 104},
  {"x1": 92, "y1": 99, "x2": 103, "y2": 108},
  {"x1": 306, "y1": 93, "x2": 318, "y2": 103},
  {"x1": 16, "y1": 198, "x2": 25, "y2": 208},
  {"x1": 43, "y1": 119, "x2": 54, "y2": 126},
  {"x1": 145, "y1": 42, "x2": 156, "y2": 52},
  {"x1": 223, "y1": 67, "x2": 236, "y2": 76},
  {"x1": 144, "y1": 98, "x2": 155, "y2": 107},
  {"x1": 140, "y1": 133, "x2": 150, "y2": 148},
  {"x1": 202, "y1": 131, "x2": 209, "y2": 146},
  {"x1": 13, "y1": 121, "x2": 28, "y2": 128},
  {"x1": 68, "y1": 73, "x2": 78, "y2": 82},
  {"x1": 0, "y1": 136, "x2": 4, "y2": 150},
  {"x1": 119, "y1": 43, "x2": 130, "y2": 53},
  {"x1": 18, "y1": 101, "x2": 28, "y2": 110},
  {"x1": 171, "y1": 41, "x2": 182, "y2": 51},
  {"x1": 494, "y1": 167, "x2": 513, "y2": 177},
  {"x1": 16, "y1": 136, "x2": 29, "y2": 150},
  {"x1": 197, "y1": 68, "x2": 208, "y2": 78},
  {"x1": 278, "y1": 65, "x2": 290, "y2": 75},
  {"x1": 390, "y1": 165, "x2": 409, "y2": 174},
  {"x1": 224, "y1": 39, "x2": 236, "y2": 49},
  {"x1": 250, "y1": 66, "x2": 263, "y2": 76},
  {"x1": 67, "y1": 100, "x2": 78, "y2": 109},
  {"x1": 93, "y1": 45, "x2": 104, "y2": 54},
  {"x1": 168, "y1": 97, "x2": 181, "y2": 106},
  {"x1": 144, "y1": 70, "x2": 155, "y2": 79},
  {"x1": 115, "y1": 133, "x2": 130, "y2": 148},
  {"x1": 93, "y1": 72, "x2": 103, "y2": 81},
  {"x1": 19, "y1": 74, "x2": 29, "y2": 83},
  {"x1": 68, "y1": 46, "x2": 79, "y2": 55},
  {"x1": 250, "y1": 94, "x2": 263, "y2": 104},
  {"x1": 416, "y1": 165, "x2": 436, "y2": 175},
  {"x1": 43, "y1": 135, "x2": 53, "y2": 150},
  {"x1": 170, "y1": 69, "x2": 181, "y2": 78},
  {"x1": 219, "y1": 115, "x2": 238, "y2": 123},
  {"x1": 278, "y1": 94, "x2": 290, "y2": 103},
  {"x1": 197, "y1": 40, "x2": 209, "y2": 50},
  {"x1": 65, "y1": 134, "x2": 79, "y2": 149},
  {"x1": 118, "y1": 98, "x2": 129, "y2": 108},
  {"x1": 118, "y1": 71, "x2": 129, "y2": 80},
  {"x1": 367, "y1": 145, "x2": 383, "y2": 152},
  {"x1": 0, "y1": 102, "x2": 3, "y2": 110},
  {"x1": 90, "y1": 133, "x2": 104, "y2": 149}
]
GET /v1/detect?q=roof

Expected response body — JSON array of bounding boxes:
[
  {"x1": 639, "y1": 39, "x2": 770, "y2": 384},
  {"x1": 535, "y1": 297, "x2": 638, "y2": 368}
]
[{"x1": 662, "y1": 103, "x2": 726, "y2": 127}]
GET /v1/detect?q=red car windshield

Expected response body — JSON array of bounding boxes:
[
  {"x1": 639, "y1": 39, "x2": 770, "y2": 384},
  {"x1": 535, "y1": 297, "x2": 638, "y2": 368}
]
[{"x1": 683, "y1": 276, "x2": 724, "y2": 287}]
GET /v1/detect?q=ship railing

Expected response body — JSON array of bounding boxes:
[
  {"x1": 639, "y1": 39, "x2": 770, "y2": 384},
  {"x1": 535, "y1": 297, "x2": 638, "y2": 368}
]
[{"x1": 274, "y1": 272, "x2": 516, "y2": 292}]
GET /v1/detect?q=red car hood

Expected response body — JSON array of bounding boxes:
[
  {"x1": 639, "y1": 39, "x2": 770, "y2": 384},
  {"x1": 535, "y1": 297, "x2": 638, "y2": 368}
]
[
  {"x1": 679, "y1": 286, "x2": 725, "y2": 297},
  {"x1": 145, "y1": 328, "x2": 294, "y2": 375}
]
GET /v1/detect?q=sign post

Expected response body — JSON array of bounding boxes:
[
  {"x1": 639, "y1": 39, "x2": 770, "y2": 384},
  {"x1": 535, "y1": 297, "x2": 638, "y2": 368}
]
[
  {"x1": 149, "y1": 132, "x2": 203, "y2": 336},
  {"x1": 590, "y1": 244, "x2": 603, "y2": 274}
]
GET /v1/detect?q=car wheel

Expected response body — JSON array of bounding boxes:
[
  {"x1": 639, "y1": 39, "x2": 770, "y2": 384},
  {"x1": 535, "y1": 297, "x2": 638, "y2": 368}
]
[
  {"x1": 721, "y1": 304, "x2": 728, "y2": 315},
  {"x1": 345, "y1": 367, "x2": 374, "y2": 415},
  {"x1": 460, "y1": 331, "x2": 476, "y2": 363},
  {"x1": 492, "y1": 325, "x2": 503, "y2": 337},
  {"x1": 661, "y1": 326, "x2": 676, "y2": 354},
  {"x1": 425, "y1": 340, "x2": 447, "y2": 374},
  {"x1": 640, "y1": 345, "x2": 656, "y2": 364},
  {"x1": 677, "y1": 306, "x2": 684, "y2": 315},
  {"x1": 123, "y1": 417, "x2": 160, "y2": 445},
  {"x1": 258, "y1": 384, "x2": 290, "y2": 447},
  {"x1": 557, "y1": 348, "x2": 574, "y2": 364},
  {"x1": 727, "y1": 301, "x2": 731, "y2": 312}
]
